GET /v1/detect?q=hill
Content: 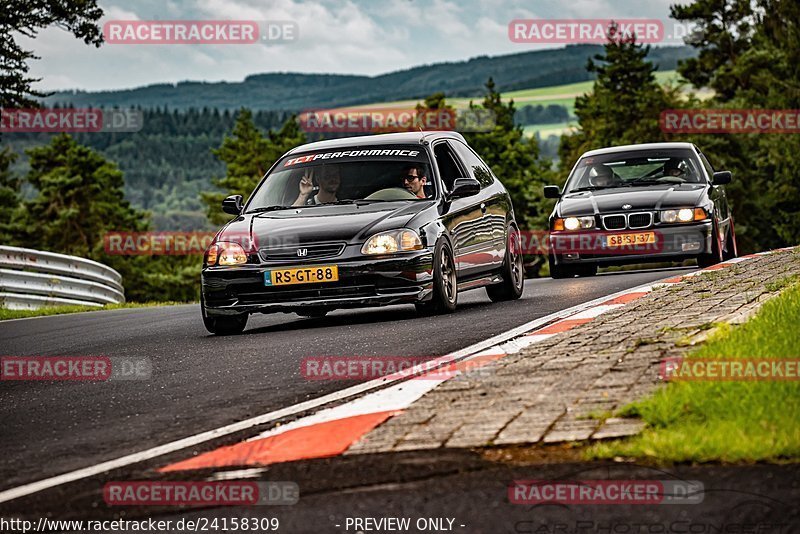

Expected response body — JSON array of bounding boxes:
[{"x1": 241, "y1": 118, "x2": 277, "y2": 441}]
[{"x1": 43, "y1": 45, "x2": 694, "y2": 111}]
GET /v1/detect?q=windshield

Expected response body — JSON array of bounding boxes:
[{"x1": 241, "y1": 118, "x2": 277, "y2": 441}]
[
  {"x1": 565, "y1": 149, "x2": 706, "y2": 193},
  {"x1": 245, "y1": 145, "x2": 435, "y2": 212}
]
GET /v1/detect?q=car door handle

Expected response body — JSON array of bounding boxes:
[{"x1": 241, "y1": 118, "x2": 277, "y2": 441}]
[{"x1": 480, "y1": 203, "x2": 487, "y2": 213}]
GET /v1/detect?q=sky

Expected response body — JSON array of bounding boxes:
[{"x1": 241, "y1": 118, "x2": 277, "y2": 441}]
[{"x1": 19, "y1": 0, "x2": 686, "y2": 92}]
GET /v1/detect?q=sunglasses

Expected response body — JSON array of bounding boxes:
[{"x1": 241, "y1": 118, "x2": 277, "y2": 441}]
[{"x1": 403, "y1": 175, "x2": 421, "y2": 182}]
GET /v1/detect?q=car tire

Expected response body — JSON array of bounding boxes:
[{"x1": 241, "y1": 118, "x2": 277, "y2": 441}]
[
  {"x1": 416, "y1": 240, "x2": 457, "y2": 314},
  {"x1": 486, "y1": 226, "x2": 524, "y2": 302},
  {"x1": 549, "y1": 254, "x2": 574, "y2": 279},
  {"x1": 296, "y1": 307, "x2": 330, "y2": 318},
  {"x1": 697, "y1": 222, "x2": 724, "y2": 268},
  {"x1": 575, "y1": 263, "x2": 598, "y2": 277},
  {"x1": 201, "y1": 295, "x2": 248, "y2": 335}
]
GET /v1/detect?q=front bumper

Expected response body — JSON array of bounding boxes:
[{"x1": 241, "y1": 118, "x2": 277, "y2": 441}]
[
  {"x1": 549, "y1": 222, "x2": 712, "y2": 266},
  {"x1": 202, "y1": 249, "x2": 435, "y2": 316}
]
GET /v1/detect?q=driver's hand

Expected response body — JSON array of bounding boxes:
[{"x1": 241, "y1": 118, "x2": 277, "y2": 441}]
[{"x1": 299, "y1": 170, "x2": 314, "y2": 195}]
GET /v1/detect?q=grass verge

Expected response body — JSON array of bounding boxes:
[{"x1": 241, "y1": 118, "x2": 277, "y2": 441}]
[
  {"x1": 0, "y1": 301, "x2": 189, "y2": 321},
  {"x1": 588, "y1": 281, "x2": 800, "y2": 463}
]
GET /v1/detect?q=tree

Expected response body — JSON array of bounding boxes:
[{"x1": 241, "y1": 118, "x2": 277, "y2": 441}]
[
  {"x1": 670, "y1": 0, "x2": 759, "y2": 101},
  {"x1": 558, "y1": 25, "x2": 683, "y2": 172},
  {"x1": 417, "y1": 92, "x2": 449, "y2": 112},
  {"x1": 17, "y1": 134, "x2": 146, "y2": 255},
  {"x1": 15, "y1": 134, "x2": 207, "y2": 303},
  {"x1": 266, "y1": 113, "x2": 307, "y2": 168},
  {"x1": 203, "y1": 110, "x2": 306, "y2": 225},
  {"x1": 671, "y1": 0, "x2": 800, "y2": 251},
  {"x1": 1, "y1": 0, "x2": 104, "y2": 107},
  {"x1": 0, "y1": 148, "x2": 22, "y2": 244},
  {"x1": 202, "y1": 109, "x2": 270, "y2": 225}
]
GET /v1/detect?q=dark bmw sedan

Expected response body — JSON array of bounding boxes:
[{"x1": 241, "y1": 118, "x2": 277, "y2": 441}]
[
  {"x1": 201, "y1": 131, "x2": 523, "y2": 335},
  {"x1": 544, "y1": 142, "x2": 737, "y2": 278}
]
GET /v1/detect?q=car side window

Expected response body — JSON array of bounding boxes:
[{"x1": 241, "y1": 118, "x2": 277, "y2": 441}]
[
  {"x1": 451, "y1": 140, "x2": 494, "y2": 188},
  {"x1": 698, "y1": 151, "x2": 715, "y2": 182},
  {"x1": 433, "y1": 142, "x2": 465, "y2": 192}
]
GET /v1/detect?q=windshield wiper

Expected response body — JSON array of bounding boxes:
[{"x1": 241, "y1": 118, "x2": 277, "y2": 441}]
[
  {"x1": 568, "y1": 186, "x2": 611, "y2": 193},
  {"x1": 298, "y1": 199, "x2": 357, "y2": 208},
  {"x1": 301, "y1": 199, "x2": 394, "y2": 207},
  {"x1": 624, "y1": 180, "x2": 666, "y2": 186},
  {"x1": 245, "y1": 205, "x2": 294, "y2": 214}
]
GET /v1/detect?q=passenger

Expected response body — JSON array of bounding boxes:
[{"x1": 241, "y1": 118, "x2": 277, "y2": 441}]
[{"x1": 293, "y1": 166, "x2": 341, "y2": 206}]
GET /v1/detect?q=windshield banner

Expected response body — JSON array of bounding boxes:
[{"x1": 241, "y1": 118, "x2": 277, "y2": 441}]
[{"x1": 282, "y1": 146, "x2": 428, "y2": 167}]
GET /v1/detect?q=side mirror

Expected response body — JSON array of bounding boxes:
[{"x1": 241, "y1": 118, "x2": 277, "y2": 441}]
[
  {"x1": 543, "y1": 185, "x2": 561, "y2": 199},
  {"x1": 712, "y1": 171, "x2": 732, "y2": 185},
  {"x1": 222, "y1": 194, "x2": 243, "y2": 215},
  {"x1": 448, "y1": 177, "x2": 481, "y2": 199}
]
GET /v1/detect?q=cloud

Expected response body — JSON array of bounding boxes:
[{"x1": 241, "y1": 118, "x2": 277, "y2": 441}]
[{"x1": 20, "y1": 0, "x2": 680, "y2": 92}]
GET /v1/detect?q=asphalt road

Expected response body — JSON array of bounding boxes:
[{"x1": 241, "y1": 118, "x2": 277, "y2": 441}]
[
  {"x1": 164, "y1": 456, "x2": 800, "y2": 534},
  {"x1": 0, "y1": 267, "x2": 693, "y2": 500}
]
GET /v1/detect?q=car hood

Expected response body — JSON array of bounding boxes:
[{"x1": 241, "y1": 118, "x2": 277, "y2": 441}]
[
  {"x1": 557, "y1": 184, "x2": 707, "y2": 216},
  {"x1": 219, "y1": 201, "x2": 433, "y2": 248}
]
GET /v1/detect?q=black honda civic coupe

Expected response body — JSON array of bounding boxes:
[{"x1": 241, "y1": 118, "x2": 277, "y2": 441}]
[
  {"x1": 544, "y1": 142, "x2": 737, "y2": 278},
  {"x1": 201, "y1": 131, "x2": 524, "y2": 335}
]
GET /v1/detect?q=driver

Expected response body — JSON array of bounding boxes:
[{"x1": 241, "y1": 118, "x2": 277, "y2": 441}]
[
  {"x1": 663, "y1": 158, "x2": 685, "y2": 178},
  {"x1": 402, "y1": 164, "x2": 429, "y2": 199},
  {"x1": 588, "y1": 164, "x2": 616, "y2": 187},
  {"x1": 293, "y1": 166, "x2": 341, "y2": 206}
]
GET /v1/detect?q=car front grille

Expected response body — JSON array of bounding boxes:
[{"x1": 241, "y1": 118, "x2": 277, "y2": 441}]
[
  {"x1": 258, "y1": 242, "x2": 346, "y2": 263},
  {"x1": 237, "y1": 285, "x2": 376, "y2": 304},
  {"x1": 628, "y1": 213, "x2": 652, "y2": 229},
  {"x1": 602, "y1": 215, "x2": 626, "y2": 230},
  {"x1": 602, "y1": 212, "x2": 653, "y2": 230}
]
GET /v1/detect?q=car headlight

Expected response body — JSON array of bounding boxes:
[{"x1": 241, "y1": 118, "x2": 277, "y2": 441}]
[
  {"x1": 553, "y1": 216, "x2": 595, "y2": 231},
  {"x1": 677, "y1": 208, "x2": 694, "y2": 222},
  {"x1": 205, "y1": 242, "x2": 248, "y2": 266},
  {"x1": 661, "y1": 208, "x2": 708, "y2": 223},
  {"x1": 361, "y1": 229, "x2": 423, "y2": 255}
]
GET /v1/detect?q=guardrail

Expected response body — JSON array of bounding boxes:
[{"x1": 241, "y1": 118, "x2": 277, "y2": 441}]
[{"x1": 0, "y1": 246, "x2": 125, "y2": 309}]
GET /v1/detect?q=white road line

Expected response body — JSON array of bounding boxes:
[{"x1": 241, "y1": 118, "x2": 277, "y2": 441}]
[
  {"x1": 246, "y1": 378, "x2": 447, "y2": 442},
  {"x1": 0, "y1": 271, "x2": 697, "y2": 505},
  {"x1": 568, "y1": 304, "x2": 624, "y2": 320}
]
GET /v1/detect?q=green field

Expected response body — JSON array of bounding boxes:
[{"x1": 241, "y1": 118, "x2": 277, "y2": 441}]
[
  {"x1": 0, "y1": 301, "x2": 184, "y2": 321},
  {"x1": 358, "y1": 70, "x2": 683, "y2": 140},
  {"x1": 505, "y1": 70, "x2": 680, "y2": 99}
]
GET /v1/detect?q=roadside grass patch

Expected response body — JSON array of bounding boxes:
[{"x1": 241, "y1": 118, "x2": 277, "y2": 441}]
[
  {"x1": 765, "y1": 274, "x2": 798, "y2": 292},
  {"x1": 588, "y1": 281, "x2": 800, "y2": 463},
  {"x1": 0, "y1": 301, "x2": 186, "y2": 321}
]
